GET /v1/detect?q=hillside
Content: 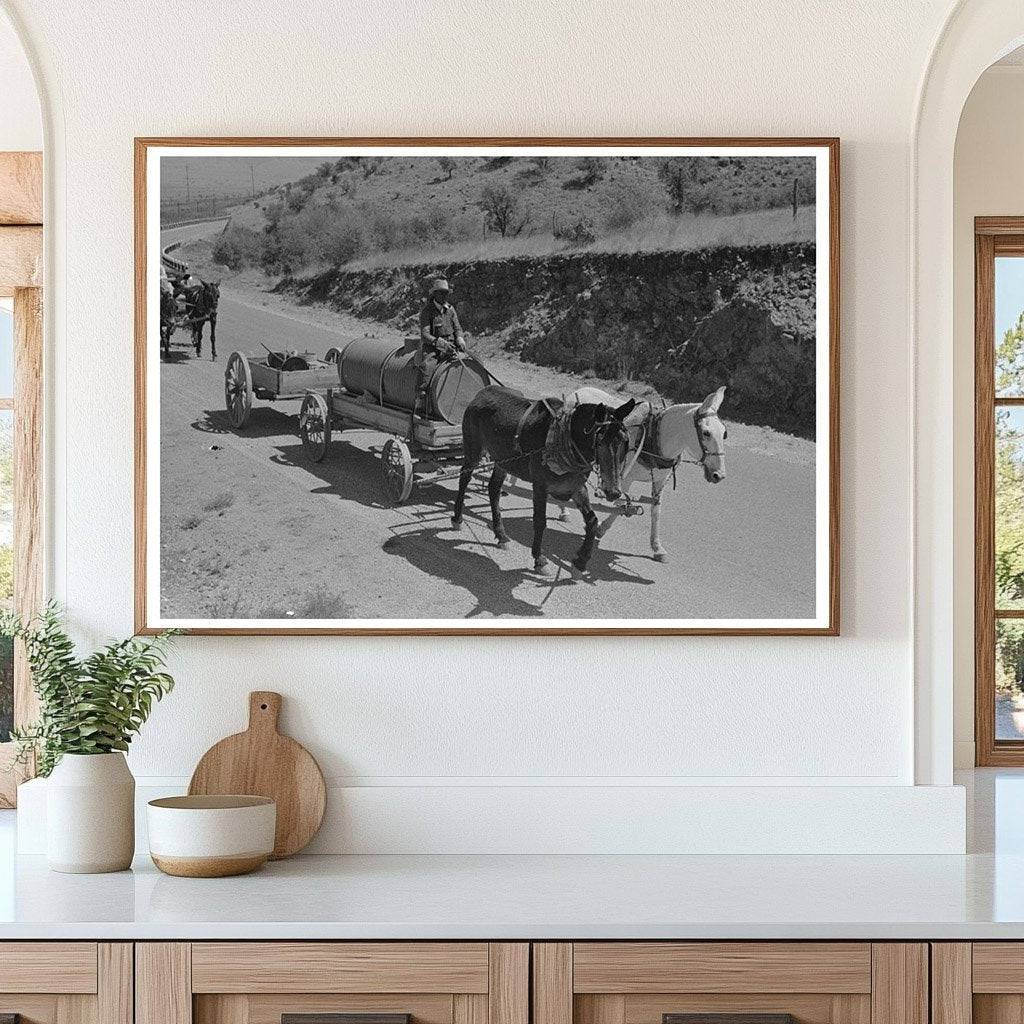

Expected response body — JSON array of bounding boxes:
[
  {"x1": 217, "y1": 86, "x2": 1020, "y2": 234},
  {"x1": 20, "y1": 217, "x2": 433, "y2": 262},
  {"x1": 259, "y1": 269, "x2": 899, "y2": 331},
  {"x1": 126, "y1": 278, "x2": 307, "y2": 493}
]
[
  {"x1": 214, "y1": 154, "x2": 816, "y2": 272},
  {"x1": 177, "y1": 154, "x2": 820, "y2": 439},
  {"x1": 279, "y1": 243, "x2": 817, "y2": 438}
]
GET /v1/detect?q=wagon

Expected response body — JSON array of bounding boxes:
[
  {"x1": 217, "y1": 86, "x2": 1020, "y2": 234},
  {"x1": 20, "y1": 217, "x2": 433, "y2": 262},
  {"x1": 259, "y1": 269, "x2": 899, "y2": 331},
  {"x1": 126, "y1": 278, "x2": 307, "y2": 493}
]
[
  {"x1": 224, "y1": 348, "x2": 344, "y2": 428},
  {"x1": 297, "y1": 336, "x2": 496, "y2": 504}
]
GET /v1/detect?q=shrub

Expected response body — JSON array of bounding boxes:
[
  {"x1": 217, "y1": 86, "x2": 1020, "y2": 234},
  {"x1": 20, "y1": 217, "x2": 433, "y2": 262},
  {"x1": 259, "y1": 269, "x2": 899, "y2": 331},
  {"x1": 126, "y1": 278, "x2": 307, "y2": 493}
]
[
  {"x1": 478, "y1": 184, "x2": 529, "y2": 237},
  {"x1": 212, "y1": 224, "x2": 264, "y2": 271},
  {"x1": 564, "y1": 156, "x2": 604, "y2": 190},
  {"x1": 553, "y1": 216, "x2": 595, "y2": 247},
  {"x1": 599, "y1": 178, "x2": 664, "y2": 232},
  {"x1": 320, "y1": 214, "x2": 365, "y2": 266},
  {"x1": 481, "y1": 156, "x2": 512, "y2": 171}
]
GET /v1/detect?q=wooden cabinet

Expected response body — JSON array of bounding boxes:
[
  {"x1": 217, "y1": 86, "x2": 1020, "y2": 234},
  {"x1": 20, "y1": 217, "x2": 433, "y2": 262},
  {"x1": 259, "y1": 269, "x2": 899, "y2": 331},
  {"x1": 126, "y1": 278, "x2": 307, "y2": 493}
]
[
  {"x1": 0, "y1": 943, "x2": 132, "y2": 1024},
  {"x1": 533, "y1": 944, "x2": 928, "y2": 1024},
  {"x1": 0, "y1": 937, "x2": 945, "y2": 1024},
  {"x1": 136, "y1": 943, "x2": 528, "y2": 1024},
  {"x1": 931, "y1": 943, "x2": 1024, "y2": 1024}
]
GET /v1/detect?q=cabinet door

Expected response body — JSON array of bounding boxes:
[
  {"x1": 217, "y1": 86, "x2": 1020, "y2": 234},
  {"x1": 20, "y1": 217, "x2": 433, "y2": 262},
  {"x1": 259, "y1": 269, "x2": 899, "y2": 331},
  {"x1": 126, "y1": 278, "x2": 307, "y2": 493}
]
[
  {"x1": 0, "y1": 942, "x2": 132, "y2": 1024},
  {"x1": 534, "y1": 944, "x2": 927, "y2": 1024},
  {"x1": 137, "y1": 943, "x2": 528, "y2": 1024},
  {"x1": 935, "y1": 943, "x2": 1024, "y2": 1024}
]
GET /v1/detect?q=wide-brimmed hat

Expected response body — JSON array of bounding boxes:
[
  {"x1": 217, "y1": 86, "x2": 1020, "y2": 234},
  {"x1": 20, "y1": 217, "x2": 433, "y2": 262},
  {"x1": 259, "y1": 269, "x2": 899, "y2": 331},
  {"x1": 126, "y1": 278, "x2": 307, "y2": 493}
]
[{"x1": 428, "y1": 277, "x2": 450, "y2": 294}]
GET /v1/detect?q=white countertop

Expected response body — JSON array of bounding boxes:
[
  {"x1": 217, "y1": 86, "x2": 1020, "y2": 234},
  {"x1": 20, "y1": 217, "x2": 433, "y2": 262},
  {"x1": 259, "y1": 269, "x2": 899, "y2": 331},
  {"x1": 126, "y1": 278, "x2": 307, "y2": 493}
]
[
  {"x1": 1, "y1": 770, "x2": 1022, "y2": 941},
  {"x1": 1, "y1": 848, "x2": 1023, "y2": 940}
]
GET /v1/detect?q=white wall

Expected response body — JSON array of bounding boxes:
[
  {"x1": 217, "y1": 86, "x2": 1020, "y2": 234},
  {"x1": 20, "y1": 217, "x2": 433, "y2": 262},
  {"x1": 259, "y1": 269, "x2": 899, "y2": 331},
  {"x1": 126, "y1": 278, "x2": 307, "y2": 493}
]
[
  {"x1": 0, "y1": 7, "x2": 40, "y2": 151},
  {"x1": 952, "y1": 65, "x2": 1024, "y2": 768},
  {"x1": 0, "y1": 0, "x2": 973, "y2": 851}
]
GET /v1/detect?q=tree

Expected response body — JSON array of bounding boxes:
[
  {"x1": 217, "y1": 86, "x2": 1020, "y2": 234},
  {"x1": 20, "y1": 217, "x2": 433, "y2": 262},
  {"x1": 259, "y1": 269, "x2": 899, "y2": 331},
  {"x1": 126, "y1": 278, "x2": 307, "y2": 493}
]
[
  {"x1": 995, "y1": 311, "x2": 1024, "y2": 695},
  {"x1": 437, "y1": 157, "x2": 457, "y2": 181},
  {"x1": 478, "y1": 184, "x2": 529, "y2": 237},
  {"x1": 658, "y1": 159, "x2": 692, "y2": 213}
]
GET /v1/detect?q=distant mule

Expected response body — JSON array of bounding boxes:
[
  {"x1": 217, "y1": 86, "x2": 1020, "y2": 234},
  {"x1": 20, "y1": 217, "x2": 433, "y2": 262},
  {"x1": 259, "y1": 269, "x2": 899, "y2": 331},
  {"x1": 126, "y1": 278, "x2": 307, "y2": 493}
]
[
  {"x1": 452, "y1": 385, "x2": 636, "y2": 574},
  {"x1": 563, "y1": 385, "x2": 727, "y2": 562},
  {"x1": 184, "y1": 280, "x2": 220, "y2": 360},
  {"x1": 160, "y1": 277, "x2": 220, "y2": 359}
]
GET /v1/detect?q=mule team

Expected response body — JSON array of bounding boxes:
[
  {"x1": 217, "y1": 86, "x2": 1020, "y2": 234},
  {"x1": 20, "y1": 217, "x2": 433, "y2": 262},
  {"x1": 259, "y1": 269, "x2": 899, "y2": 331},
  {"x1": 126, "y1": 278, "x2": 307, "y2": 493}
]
[
  {"x1": 453, "y1": 382, "x2": 727, "y2": 575},
  {"x1": 162, "y1": 263, "x2": 728, "y2": 577},
  {"x1": 413, "y1": 276, "x2": 728, "y2": 576}
]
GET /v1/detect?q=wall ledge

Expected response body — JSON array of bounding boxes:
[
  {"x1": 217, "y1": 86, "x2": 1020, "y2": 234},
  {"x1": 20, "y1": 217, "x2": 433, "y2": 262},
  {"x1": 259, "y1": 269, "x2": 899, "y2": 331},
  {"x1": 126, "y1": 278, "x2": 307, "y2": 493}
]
[{"x1": 17, "y1": 778, "x2": 967, "y2": 856}]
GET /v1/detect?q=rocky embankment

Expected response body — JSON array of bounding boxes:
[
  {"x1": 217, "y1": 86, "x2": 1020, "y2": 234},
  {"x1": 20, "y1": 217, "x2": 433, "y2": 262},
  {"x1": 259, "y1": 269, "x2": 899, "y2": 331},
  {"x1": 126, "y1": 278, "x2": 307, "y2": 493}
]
[{"x1": 279, "y1": 244, "x2": 817, "y2": 438}]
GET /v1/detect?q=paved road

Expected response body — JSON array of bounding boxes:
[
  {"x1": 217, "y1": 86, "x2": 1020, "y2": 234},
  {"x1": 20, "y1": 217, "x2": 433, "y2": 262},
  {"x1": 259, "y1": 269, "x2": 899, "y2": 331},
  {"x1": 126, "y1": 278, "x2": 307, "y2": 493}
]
[
  {"x1": 157, "y1": 226, "x2": 818, "y2": 623},
  {"x1": 997, "y1": 694, "x2": 1024, "y2": 740}
]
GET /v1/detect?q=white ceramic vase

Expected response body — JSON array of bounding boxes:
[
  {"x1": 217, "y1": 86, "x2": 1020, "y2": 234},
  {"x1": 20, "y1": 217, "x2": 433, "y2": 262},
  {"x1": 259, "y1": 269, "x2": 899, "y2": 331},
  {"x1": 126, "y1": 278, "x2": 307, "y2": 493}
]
[{"x1": 46, "y1": 752, "x2": 135, "y2": 873}]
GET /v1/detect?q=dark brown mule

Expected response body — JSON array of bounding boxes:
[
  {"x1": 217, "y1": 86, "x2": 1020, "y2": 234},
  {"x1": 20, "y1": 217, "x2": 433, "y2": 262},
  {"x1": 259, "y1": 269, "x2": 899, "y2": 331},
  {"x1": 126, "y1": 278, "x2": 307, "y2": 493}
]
[
  {"x1": 452, "y1": 386, "x2": 635, "y2": 573},
  {"x1": 184, "y1": 280, "x2": 220, "y2": 359}
]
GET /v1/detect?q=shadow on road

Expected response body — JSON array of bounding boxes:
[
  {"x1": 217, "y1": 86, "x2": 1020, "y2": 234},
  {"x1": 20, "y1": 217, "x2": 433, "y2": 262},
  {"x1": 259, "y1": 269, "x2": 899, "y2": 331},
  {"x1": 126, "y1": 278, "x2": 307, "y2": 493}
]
[
  {"x1": 160, "y1": 350, "x2": 196, "y2": 365},
  {"x1": 194, "y1": 406, "x2": 300, "y2": 439},
  {"x1": 269, "y1": 436, "x2": 480, "y2": 513},
  {"x1": 381, "y1": 513, "x2": 656, "y2": 620},
  {"x1": 382, "y1": 526, "x2": 545, "y2": 619}
]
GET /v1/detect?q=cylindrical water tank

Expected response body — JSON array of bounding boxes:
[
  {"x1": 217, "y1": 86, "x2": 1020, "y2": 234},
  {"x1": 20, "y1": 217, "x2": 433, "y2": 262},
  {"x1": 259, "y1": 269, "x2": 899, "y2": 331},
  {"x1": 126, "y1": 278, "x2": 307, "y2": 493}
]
[{"x1": 336, "y1": 337, "x2": 491, "y2": 425}]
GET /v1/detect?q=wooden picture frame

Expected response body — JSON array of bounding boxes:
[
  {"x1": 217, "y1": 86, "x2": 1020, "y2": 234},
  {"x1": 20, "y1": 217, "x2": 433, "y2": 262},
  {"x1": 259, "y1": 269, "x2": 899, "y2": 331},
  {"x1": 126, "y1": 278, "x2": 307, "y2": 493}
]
[{"x1": 135, "y1": 137, "x2": 840, "y2": 636}]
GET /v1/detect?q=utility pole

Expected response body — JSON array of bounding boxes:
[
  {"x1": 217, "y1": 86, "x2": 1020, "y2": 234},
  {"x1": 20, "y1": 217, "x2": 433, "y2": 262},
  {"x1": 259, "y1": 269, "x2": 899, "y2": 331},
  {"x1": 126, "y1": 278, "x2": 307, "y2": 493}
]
[{"x1": 185, "y1": 162, "x2": 191, "y2": 205}]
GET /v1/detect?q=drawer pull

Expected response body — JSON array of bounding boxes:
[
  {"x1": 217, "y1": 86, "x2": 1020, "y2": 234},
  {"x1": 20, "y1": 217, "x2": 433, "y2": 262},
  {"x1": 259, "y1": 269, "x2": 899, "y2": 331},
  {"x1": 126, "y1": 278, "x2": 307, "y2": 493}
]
[
  {"x1": 283, "y1": 1016, "x2": 411, "y2": 1024},
  {"x1": 665, "y1": 1016, "x2": 796, "y2": 1024}
]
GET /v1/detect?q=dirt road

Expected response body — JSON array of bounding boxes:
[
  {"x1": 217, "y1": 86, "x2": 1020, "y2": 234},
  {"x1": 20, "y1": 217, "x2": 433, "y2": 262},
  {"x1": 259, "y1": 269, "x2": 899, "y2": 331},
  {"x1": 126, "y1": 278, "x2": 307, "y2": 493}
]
[{"x1": 158, "y1": 224, "x2": 817, "y2": 623}]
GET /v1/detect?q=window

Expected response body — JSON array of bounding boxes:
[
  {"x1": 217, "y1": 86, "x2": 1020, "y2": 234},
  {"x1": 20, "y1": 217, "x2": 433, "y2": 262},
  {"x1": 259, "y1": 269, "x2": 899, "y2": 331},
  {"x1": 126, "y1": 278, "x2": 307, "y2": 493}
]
[
  {"x1": 0, "y1": 151, "x2": 43, "y2": 806},
  {"x1": 975, "y1": 220, "x2": 1024, "y2": 764},
  {"x1": 0, "y1": 299, "x2": 11, "y2": 745}
]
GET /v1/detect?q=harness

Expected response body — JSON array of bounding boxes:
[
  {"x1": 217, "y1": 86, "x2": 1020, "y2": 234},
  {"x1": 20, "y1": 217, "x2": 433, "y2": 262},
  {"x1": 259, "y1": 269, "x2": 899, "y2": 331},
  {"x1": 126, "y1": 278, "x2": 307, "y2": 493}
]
[{"x1": 513, "y1": 398, "x2": 596, "y2": 477}]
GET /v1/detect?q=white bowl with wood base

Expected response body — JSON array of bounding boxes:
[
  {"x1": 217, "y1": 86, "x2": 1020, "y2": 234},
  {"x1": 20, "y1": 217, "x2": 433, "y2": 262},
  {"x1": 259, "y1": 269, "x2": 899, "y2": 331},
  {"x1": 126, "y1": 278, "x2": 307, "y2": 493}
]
[{"x1": 147, "y1": 795, "x2": 276, "y2": 877}]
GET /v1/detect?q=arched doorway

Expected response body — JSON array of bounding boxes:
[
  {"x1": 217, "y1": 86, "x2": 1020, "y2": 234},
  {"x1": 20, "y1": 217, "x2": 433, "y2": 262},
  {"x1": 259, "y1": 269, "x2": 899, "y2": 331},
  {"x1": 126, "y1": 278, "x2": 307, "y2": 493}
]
[{"x1": 914, "y1": 0, "x2": 1024, "y2": 785}]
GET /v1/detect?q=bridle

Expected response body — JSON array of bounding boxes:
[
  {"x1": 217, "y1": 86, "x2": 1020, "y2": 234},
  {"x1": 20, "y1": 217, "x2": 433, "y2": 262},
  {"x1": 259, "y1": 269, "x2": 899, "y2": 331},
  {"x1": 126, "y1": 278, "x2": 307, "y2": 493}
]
[{"x1": 678, "y1": 409, "x2": 725, "y2": 468}]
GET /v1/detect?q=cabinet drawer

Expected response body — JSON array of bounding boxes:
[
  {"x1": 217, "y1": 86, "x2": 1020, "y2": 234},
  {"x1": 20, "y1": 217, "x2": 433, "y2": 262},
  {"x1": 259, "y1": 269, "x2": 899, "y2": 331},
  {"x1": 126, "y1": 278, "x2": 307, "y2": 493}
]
[
  {"x1": 191, "y1": 943, "x2": 490, "y2": 993},
  {"x1": 535, "y1": 943, "x2": 925, "y2": 1024},
  {"x1": 573, "y1": 943, "x2": 872, "y2": 994},
  {"x1": 0, "y1": 942, "x2": 98, "y2": 993},
  {"x1": 139, "y1": 942, "x2": 528, "y2": 1024},
  {"x1": 0, "y1": 943, "x2": 130, "y2": 1024}
]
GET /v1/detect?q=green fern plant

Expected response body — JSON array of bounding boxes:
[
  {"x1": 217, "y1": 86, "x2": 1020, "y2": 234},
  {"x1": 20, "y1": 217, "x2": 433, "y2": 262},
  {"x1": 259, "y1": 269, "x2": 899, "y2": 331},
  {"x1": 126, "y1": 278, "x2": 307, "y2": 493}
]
[{"x1": 0, "y1": 603, "x2": 178, "y2": 777}]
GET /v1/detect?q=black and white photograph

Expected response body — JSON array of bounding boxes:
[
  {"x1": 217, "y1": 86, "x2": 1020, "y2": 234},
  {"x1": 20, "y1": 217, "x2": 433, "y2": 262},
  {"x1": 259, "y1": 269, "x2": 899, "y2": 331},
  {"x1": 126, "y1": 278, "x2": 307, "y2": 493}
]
[{"x1": 137, "y1": 140, "x2": 838, "y2": 634}]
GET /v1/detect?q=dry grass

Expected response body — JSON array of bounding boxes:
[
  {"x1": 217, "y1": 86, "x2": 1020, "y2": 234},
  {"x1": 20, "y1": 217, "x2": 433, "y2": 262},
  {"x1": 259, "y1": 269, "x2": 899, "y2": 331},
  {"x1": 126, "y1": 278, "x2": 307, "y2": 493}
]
[{"x1": 344, "y1": 205, "x2": 815, "y2": 270}]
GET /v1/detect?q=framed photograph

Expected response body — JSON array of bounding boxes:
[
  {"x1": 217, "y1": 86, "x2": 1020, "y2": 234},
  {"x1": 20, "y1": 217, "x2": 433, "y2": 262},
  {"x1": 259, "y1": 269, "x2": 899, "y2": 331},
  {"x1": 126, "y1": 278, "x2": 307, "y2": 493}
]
[{"x1": 135, "y1": 137, "x2": 839, "y2": 635}]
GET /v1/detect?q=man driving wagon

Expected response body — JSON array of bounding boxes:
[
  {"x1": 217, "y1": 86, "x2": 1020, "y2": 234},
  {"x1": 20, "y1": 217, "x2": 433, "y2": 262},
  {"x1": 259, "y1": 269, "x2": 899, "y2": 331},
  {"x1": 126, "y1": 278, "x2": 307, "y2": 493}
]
[
  {"x1": 415, "y1": 276, "x2": 466, "y2": 408},
  {"x1": 417, "y1": 277, "x2": 465, "y2": 361}
]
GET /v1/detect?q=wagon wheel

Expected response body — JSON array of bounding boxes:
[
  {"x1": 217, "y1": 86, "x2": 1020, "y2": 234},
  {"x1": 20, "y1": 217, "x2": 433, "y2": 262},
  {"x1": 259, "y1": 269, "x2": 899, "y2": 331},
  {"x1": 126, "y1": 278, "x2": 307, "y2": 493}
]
[
  {"x1": 299, "y1": 392, "x2": 331, "y2": 463},
  {"x1": 324, "y1": 347, "x2": 342, "y2": 363},
  {"x1": 224, "y1": 351, "x2": 253, "y2": 429},
  {"x1": 381, "y1": 438, "x2": 414, "y2": 504}
]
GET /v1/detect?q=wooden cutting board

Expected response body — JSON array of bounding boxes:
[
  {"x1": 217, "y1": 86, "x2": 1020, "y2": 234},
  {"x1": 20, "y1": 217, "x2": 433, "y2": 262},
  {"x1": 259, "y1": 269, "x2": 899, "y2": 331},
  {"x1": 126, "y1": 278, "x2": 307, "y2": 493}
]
[{"x1": 188, "y1": 691, "x2": 326, "y2": 859}]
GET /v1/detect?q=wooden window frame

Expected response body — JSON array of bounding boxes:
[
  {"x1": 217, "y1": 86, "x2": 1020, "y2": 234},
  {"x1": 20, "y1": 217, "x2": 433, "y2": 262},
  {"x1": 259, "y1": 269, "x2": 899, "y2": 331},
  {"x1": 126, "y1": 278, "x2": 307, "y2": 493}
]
[{"x1": 0, "y1": 151, "x2": 43, "y2": 806}]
